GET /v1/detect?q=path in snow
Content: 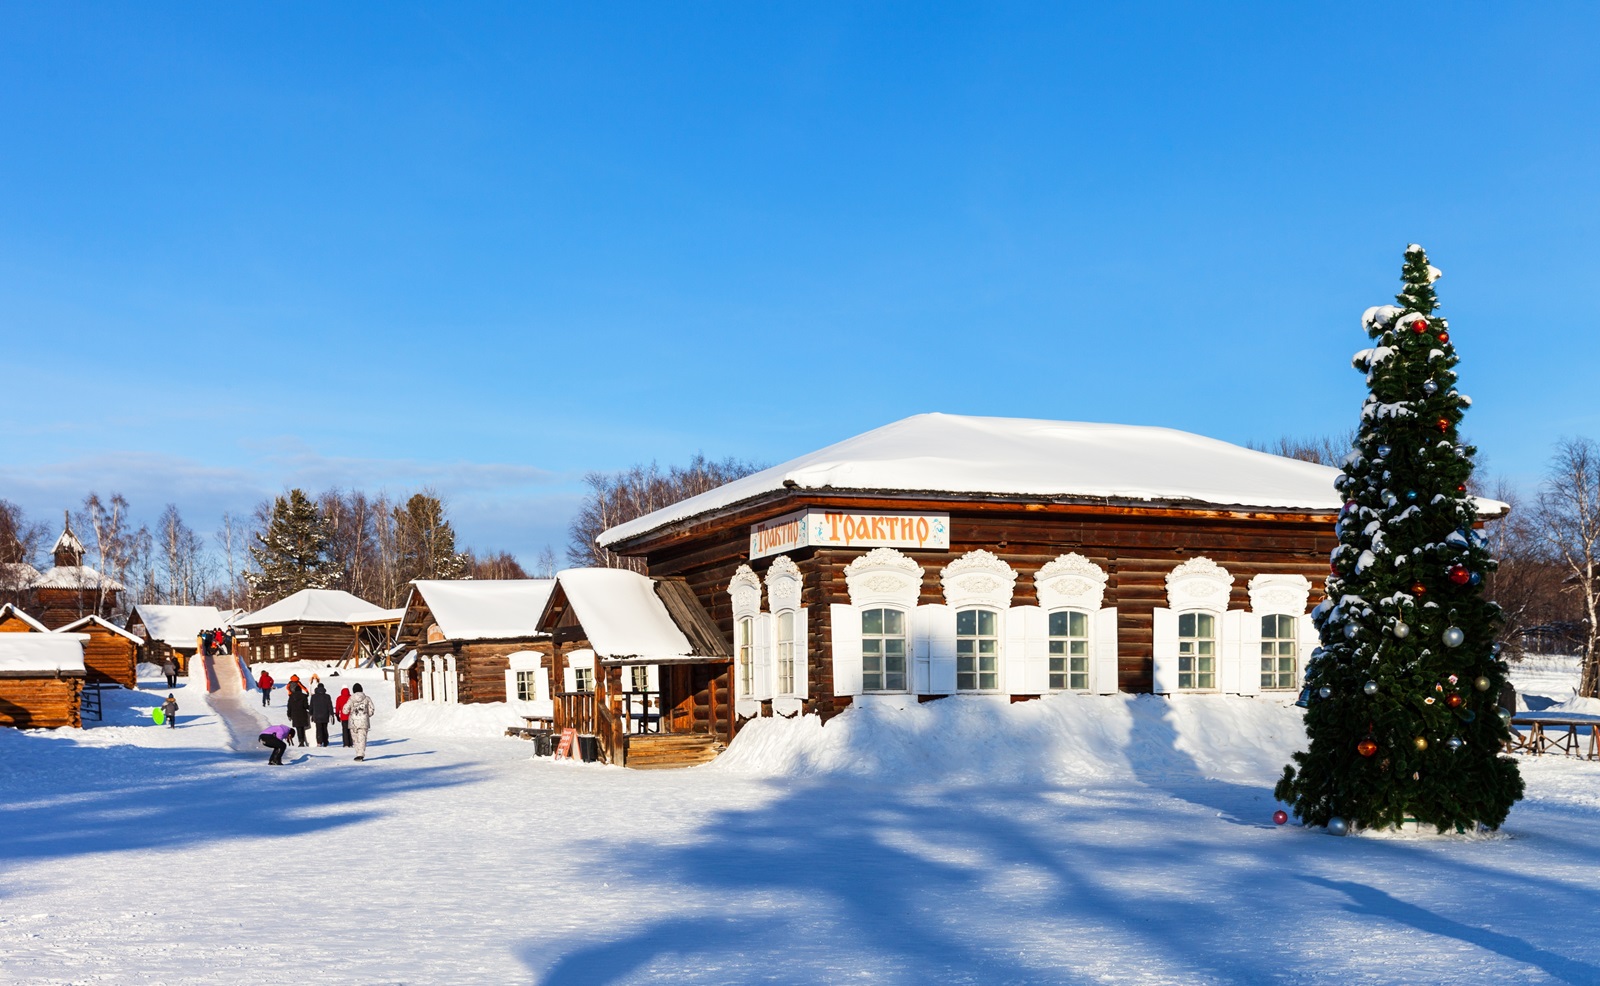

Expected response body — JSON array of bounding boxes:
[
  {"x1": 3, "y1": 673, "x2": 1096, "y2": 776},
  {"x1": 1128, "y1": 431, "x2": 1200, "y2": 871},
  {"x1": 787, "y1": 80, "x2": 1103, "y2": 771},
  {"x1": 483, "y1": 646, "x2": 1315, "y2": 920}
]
[{"x1": 193, "y1": 653, "x2": 269, "y2": 753}]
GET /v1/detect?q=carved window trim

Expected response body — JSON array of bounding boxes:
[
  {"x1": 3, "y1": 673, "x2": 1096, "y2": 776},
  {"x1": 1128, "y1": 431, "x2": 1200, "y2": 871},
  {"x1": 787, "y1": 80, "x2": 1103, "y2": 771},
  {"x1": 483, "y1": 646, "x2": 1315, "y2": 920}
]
[
  {"x1": 844, "y1": 548, "x2": 924, "y2": 610},
  {"x1": 939, "y1": 549, "x2": 1017, "y2": 611},
  {"x1": 1164, "y1": 556, "x2": 1234, "y2": 614}
]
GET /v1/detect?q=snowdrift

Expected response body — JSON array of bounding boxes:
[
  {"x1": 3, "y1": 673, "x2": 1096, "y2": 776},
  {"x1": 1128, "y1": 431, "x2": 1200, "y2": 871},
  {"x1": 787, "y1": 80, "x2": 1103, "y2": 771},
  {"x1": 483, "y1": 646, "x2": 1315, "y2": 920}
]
[
  {"x1": 386, "y1": 699, "x2": 549, "y2": 739},
  {"x1": 714, "y1": 692, "x2": 1307, "y2": 786}
]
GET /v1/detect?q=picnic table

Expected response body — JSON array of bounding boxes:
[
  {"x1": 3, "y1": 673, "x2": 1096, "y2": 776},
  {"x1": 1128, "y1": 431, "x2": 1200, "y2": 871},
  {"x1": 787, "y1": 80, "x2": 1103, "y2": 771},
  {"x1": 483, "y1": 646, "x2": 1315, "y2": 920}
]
[{"x1": 1508, "y1": 713, "x2": 1600, "y2": 760}]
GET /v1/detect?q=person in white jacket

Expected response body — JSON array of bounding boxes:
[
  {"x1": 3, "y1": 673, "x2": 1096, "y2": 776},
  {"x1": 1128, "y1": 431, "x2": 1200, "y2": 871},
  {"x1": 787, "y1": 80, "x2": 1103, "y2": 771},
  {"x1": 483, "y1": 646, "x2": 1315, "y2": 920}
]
[{"x1": 345, "y1": 683, "x2": 377, "y2": 761}]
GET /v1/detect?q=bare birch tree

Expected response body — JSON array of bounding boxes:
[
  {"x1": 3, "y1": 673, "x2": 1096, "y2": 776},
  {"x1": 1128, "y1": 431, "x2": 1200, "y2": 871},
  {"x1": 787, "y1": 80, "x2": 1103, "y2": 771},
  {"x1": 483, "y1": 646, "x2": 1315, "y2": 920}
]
[
  {"x1": 158, "y1": 503, "x2": 208, "y2": 605},
  {"x1": 567, "y1": 454, "x2": 765, "y2": 571},
  {"x1": 1534, "y1": 438, "x2": 1600, "y2": 697},
  {"x1": 77, "y1": 492, "x2": 139, "y2": 617}
]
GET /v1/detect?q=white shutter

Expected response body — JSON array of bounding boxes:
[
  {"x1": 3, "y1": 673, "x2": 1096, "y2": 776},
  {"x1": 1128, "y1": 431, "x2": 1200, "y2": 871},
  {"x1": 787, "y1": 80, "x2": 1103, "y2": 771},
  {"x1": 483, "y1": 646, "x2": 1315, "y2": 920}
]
[
  {"x1": 1298, "y1": 613, "x2": 1318, "y2": 687},
  {"x1": 1221, "y1": 610, "x2": 1243, "y2": 695},
  {"x1": 926, "y1": 604, "x2": 957, "y2": 694},
  {"x1": 1004, "y1": 606, "x2": 1031, "y2": 695},
  {"x1": 1094, "y1": 607, "x2": 1119, "y2": 694},
  {"x1": 794, "y1": 607, "x2": 810, "y2": 699},
  {"x1": 755, "y1": 612, "x2": 773, "y2": 701},
  {"x1": 563, "y1": 662, "x2": 577, "y2": 694},
  {"x1": 505, "y1": 668, "x2": 518, "y2": 703},
  {"x1": 1152, "y1": 607, "x2": 1178, "y2": 695},
  {"x1": 1237, "y1": 611, "x2": 1263, "y2": 696},
  {"x1": 1024, "y1": 606, "x2": 1050, "y2": 694},
  {"x1": 912, "y1": 605, "x2": 933, "y2": 694},
  {"x1": 831, "y1": 603, "x2": 862, "y2": 697}
]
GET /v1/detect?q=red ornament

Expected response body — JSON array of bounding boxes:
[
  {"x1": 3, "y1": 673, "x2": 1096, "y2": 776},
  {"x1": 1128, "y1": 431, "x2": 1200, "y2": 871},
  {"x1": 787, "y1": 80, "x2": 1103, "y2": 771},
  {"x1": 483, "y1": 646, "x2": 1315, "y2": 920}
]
[
  {"x1": 1437, "y1": 332, "x2": 1450, "y2": 344},
  {"x1": 1411, "y1": 319, "x2": 1429, "y2": 334},
  {"x1": 1331, "y1": 561, "x2": 1341, "y2": 575},
  {"x1": 1437, "y1": 418, "x2": 1450, "y2": 432},
  {"x1": 1456, "y1": 484, "x2": 1466, "y2": 493},
  {"x1": 1411, "y1": 582, "x2": 1427, "y2": 595},
  {"x1": 1446, "y1": 693, "x2": 1464, "y2": 709},
  {"x1": 1357, "y1": 739, "x2": 1379, "y2": 757},
  {"x1": 1273, "y1": 810, "x2": 1288, "y2": 825},
  {"x1": 1448, "y1": 564, "x2": 1470, "y2": 585}
]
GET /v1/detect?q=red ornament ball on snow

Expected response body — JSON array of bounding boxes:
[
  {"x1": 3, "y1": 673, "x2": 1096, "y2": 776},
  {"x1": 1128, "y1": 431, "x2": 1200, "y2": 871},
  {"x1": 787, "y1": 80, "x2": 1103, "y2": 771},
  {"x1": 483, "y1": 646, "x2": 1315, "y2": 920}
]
[
  {"x1": 1437, "y1": 332, "x2": 1450, "y2": 344},
  {"x1": 1446, "y1": 693, "x2": 1464, "y2": 709},
  {"x1": 1411, "y1": 319, "x2": 1429, "y2": 334},
  {"x1": 1448, "y1": 564, "x2": 1471, "y2": 585},
  {"x1": 1357, "y1": 739, "x2": 1379, "y2": 757},
  {"x1": 1273, "y1": 810, "x2": 1288, "y2": 825}
]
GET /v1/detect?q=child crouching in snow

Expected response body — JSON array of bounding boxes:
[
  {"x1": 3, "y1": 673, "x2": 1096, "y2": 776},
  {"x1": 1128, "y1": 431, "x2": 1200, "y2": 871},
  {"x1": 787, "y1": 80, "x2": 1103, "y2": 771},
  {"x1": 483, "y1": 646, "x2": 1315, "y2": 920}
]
[
  {"x1": 259, "y1": 724, "x2": 292, "y2": 765},
  {"x1": 162, "y1": 694, "x2": 178, "y2": 729}
]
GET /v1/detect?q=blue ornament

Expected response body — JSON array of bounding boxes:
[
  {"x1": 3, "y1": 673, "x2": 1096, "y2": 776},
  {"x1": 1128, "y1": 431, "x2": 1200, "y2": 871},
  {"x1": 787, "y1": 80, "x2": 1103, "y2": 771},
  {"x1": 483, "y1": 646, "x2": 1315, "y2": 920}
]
[
  {"x1": 1469, "y1": 572, "x2": 1483, "y2": 587},
  {"x1": 1327, "y1": 817, "x2": 1350, "y2": 837},
  {"x1": 1405, "y1": 490, "x2": 1419, "y2": 502},
  {"x1": 1377, "y1": 445, "x2": 1392, "y2": 458}
]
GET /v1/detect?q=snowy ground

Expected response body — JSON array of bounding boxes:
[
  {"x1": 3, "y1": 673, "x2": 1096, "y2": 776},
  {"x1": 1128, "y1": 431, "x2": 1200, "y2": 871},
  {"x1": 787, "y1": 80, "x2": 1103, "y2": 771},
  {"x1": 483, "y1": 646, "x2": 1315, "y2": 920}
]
[{"x1": 0, "y1": 658, "x2": 1597, "y2": 985}]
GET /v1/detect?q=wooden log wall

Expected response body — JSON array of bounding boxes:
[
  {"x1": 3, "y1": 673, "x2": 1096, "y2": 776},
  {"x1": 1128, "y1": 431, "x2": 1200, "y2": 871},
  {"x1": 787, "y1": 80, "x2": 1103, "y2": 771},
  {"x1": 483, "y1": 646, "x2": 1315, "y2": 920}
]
[
  {"x1": 244, "y1": 623, "x2": 355, "y2": 663},
  {"x1": 32, "y1": 587, "x2": 120, "y2": 630},
  {"x1": 640, "y1": 501, "x2": 1336, "y2": 722},
  {"x1": 418, "y1": 639, "x2": 553, "y2": 705},
  {"x1": 79, "y1": 628, "x2": 138, "y2": 689},
  {"x1": 0, "y1": 675, "x2": 84, "y2": 728}
]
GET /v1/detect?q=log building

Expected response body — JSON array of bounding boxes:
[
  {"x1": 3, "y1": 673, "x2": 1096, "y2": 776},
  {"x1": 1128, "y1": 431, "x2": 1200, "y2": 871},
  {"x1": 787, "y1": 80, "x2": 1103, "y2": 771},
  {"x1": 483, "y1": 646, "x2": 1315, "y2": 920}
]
[
  {"x1": 391, "y1": 579, "x2": 555, "y2": 706},
  {"x1": 235, "y1": 589, "x2": 388, "y2": 664},
  {"x1": 126, "y1": 604, "x2": 236, "y2": 674},
  {"x1": 29, "y1": 516, "x2": 122, "y2": 629},
  {"x1": 598, "y1": 414, "x2": 1492, "y2": 729},
  {"x1": 58, "y1": 615, "x2": 140, "y2": 689},
  {"x1": 0, "y1": 632, "x2": 88, "y2": 729},
  {"x1": 0, "y1": 603, "x2": 48, "y2": 634}
]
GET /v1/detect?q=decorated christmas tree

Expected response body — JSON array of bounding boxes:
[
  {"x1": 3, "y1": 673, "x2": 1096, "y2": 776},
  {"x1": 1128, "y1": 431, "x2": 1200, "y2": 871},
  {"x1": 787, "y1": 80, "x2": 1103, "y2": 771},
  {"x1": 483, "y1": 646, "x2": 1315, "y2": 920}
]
[{"x1": 1275, "y1": 245, "x2": 1524, "y2": 834}]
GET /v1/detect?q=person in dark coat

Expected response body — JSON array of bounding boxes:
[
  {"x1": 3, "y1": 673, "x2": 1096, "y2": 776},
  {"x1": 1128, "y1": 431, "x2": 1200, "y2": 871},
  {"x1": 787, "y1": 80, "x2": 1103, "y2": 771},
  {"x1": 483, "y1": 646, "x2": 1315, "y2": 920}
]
[
  {"x1": 259, "y1": 724, "x2": 292, "y2": 765},
  {"x1": 162, "y1": 656, "x2": 178, "y2": 688},
  {"x1": 286, "y1": 686, "x2": 311, "y2": 747},
  {"x1": 309, "y1": 684, "x2": 335, "y2": 747},
  {"x1": 161, "y1": 694, "x2": 178, "y2": 729},
  {"x1": 336, "y1": 687, "x2": 353, "y2": 747},
  {"x1": 257, "y1": 669, "x2": 274, "y2": 706}
]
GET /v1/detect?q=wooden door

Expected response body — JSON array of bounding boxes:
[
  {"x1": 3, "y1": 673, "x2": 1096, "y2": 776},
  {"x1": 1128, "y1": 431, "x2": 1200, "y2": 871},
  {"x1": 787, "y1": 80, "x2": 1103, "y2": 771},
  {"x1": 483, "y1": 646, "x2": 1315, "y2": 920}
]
[{"x1": 667, "y1": 665, "x2": 695, "y2": 734}]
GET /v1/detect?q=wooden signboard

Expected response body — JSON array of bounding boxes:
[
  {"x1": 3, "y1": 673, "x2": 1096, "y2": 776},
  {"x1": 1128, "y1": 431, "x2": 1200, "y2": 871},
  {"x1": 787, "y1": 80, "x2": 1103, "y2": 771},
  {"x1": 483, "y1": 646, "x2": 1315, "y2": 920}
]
[{"x1": 555, "y1": 727, "x2": 577, "y2": 759}]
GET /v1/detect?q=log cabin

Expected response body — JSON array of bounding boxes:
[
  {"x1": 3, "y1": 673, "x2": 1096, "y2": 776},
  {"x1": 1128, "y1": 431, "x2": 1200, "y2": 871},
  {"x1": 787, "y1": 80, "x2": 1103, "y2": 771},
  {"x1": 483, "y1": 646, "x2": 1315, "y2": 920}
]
[
  {"x1": 126, "y1": 604, "x2": 235, "y2": 674},
  {"x1": 390, "y1": 579, "x2": 555, "y2": 707},
  {"x1": 30, "y1": 515, "x2": 122, "y2": 629},
  {"x1": 234, "y1": 589, "x2": 388, "y2": 664},
  {"x1": 534, "y1": 568, "x2": 732, "y2": 768},
  {"x1": 0, "y1": 632, "x2": 88, "y2": 729},
  {"x1": 57, "y1": 615, "x2": 140, "y2": 689},
  {"x1": 598, "y1": 414, "x2": 1506, "y2": 726},
  {"x1": 0, "y1": 603, "x2": 48, "y2": 634}
]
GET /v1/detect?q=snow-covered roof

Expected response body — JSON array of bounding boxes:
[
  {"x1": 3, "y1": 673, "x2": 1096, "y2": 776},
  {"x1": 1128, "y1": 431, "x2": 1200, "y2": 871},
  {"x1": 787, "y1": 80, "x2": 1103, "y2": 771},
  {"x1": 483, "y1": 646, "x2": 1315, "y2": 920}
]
[
  {"x1": 546, "y1": 569, "x2": 697, "y2": 661},
  {"x1": 0, "y1": 603, "x2": 48, "y2": 631},
  {"x1": 0, "y1": 562, "x2": 42, "y2": 586},
  {"x1": 130, "y1": 604, "x2": 232, "y2": 648},
  {"x1": 234, "y1": 589, "x2": 388, "y2": 627},
  {"x1": 52, "y1": 523, "x2": 85, "y2": 558},
  {"x1": 33, "y1": 565, "x2": 124, "y2": 591},
  {"x1": 0, "y1": 633, "x2": 87, "y2": 673},
  {"x1": 58, "y1": 615, "x2": 143, "y2": 644},
  {"x1": 349, "y1": 607, "x2": 406, "y2": 625},
  {"x1": 402, "y1": 580, "x2": 556, "y2": 642},
  {"x1": 600, "y1": 413, "x2": 1503, "y2": 546}
]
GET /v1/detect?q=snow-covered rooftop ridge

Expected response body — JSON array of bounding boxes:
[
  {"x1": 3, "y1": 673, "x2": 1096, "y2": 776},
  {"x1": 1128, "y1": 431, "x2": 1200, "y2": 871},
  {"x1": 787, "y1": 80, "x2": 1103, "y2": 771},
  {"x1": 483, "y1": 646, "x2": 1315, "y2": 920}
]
[
  {"x1": 52, "y1": 521, "x2": 85, "y2": 557},
  {"x1": 600, "y1": 413, "x2": 1352, "y2": 546},
  {"x1": 0, "y1": 603, "x2": 49, "y2": 631},
  {"x1": 32, "y1": 564, "x2": 124, "y2": 591},
  {"x1": 0, "y1": 562, "x2": 42, "y2": 585},
  {"x1": 233, "y1": 589, "x2": 388, "y2": 627},
  {"x1": 350, "y1": 607, "x2": 406, "y2": 624},
  {"x1": 57, "y1": 614, "x2": 143, "y2": 644},
  {"x1": 548, "y1": 569, "x2": 696, "y2": 660},
  {"x1": 0, "y1": 633, "x2": 87, "y2": 673},
  {"x1": 403, "y1": 580, "x2": 555, "y2": 641},
  {"x1": 131, "y1": 604, "x2": 233, "y2": 647}
]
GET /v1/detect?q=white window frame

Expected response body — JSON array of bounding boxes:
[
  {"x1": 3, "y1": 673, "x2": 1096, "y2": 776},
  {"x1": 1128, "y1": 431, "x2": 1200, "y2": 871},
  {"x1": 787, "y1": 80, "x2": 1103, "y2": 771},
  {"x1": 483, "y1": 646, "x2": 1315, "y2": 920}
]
[
  {"x1": 1177, "y1": 611, "x2": 1218, "y2": 691},
  {"x1": 955, "y1": 607, "x2": 1001, "y2": 692},
  {"x1": 1247, "y1": 573, "x2": 1314, "y2": 695},
  {"x1": 515, "y1": 669, "x2": 540, "y2": 701},
  {"x1": 574, "y1": 665, "x2": 593, "y2": 694},
  {"x1": 737, "y1": 615, "x2": 755, "y2": 697},
  {"x1": 775, "y1": 609, "x2": 796, "y2": 696},
  {"x1": 765, "y1": 554, "x2": 805, "y2": 704},
  {"x1": 1047, "y1": 608, "x2": 1092, "y2": 691},
  {"x1": 940, "y1": 550, "x2": 1016, "y2": 696},
  {"x1": 1153, "y1": 557, "x2": 1234, "y2": 695},
  {"x1": 861, "y1": 606, "x2": 909, "y2": 693},
  {"x1": 1259, "y1": 613, "x2": 1298, "y2": 690}
]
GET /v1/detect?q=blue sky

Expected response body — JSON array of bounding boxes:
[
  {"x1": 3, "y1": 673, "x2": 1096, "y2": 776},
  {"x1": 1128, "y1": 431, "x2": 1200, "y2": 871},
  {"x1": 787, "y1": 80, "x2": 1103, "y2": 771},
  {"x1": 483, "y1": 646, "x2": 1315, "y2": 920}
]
[{"x1": 2, "y1": 3, "x2": 1597, "y2": 563}]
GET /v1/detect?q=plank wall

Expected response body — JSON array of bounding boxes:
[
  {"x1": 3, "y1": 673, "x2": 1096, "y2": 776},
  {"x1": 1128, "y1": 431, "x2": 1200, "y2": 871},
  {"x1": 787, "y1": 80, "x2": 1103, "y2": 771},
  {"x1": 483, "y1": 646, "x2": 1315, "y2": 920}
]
[{"x1": 0, "y1": 676, "x2": 84, "y2": 728}]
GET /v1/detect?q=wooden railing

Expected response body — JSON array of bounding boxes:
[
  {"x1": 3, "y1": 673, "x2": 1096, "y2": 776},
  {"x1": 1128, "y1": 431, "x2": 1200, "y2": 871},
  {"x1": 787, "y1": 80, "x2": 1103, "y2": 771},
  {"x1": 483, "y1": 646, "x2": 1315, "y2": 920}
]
[
  {"x1": 619, "y1": 689, "x2": 662, "y2": 735},
  {"x1": 555, "y1": 691, "x2": 596, "y2": 735}
]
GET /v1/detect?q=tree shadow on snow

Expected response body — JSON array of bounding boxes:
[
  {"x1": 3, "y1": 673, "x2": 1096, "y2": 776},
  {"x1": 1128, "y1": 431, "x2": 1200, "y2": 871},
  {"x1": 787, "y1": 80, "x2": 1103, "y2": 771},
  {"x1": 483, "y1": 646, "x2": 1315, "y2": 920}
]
[{"x1": 0, "y1": 733, "x2": 477, "y2": 893}]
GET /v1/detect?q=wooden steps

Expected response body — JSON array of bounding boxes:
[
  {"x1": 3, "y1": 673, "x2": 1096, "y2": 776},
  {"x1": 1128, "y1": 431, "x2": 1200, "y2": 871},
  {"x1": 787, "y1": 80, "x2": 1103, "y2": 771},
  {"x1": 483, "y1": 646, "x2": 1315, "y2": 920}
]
[{"x1": 624, "y1": 733, "x2": 724, "y2": 770}]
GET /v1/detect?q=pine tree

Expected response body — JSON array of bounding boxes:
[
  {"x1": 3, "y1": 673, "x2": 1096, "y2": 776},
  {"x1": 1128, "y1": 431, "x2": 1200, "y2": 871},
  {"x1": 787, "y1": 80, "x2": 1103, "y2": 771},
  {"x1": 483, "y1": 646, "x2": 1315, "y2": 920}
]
[
  {"x1": 248, "y1": 489, "x2": 340, "y2": 600},
  {"x1": 394, "y1": 491, "x2": 468, "y2": 584},
  {"x1": 1275, "y1": 245, "x2": 1524, "y2": 834}
]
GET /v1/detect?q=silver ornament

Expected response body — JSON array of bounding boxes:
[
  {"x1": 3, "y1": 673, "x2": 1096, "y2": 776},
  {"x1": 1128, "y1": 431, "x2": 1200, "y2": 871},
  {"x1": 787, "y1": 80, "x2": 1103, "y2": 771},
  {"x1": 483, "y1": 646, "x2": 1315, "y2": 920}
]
[
  {"x1": 1327, "y1": 817, "x2": 1350, "y2": 837},
  {"x1": 1423, "y1": 380, "x2": 1438, "y2": 395},
  {"x1": 1344, "y1": 623, "x2": 1361, "y2": 640},
  {"x1": 1497, "y1": 708, "x2": 1512, "y2": 722},
  {"x1": 1318, "y1": 686, "x2": 1332, "y2": 699},
  {"x1": 1442, "y1": 626, "x2": 1465, "y2": 648},
  {"x1": 1446, "y1": 737, "x2": 1464, "y2": 751},
  {"x1": 1393, "y1": 622, "x2": 1410, "y2": 639},
  {"x1": 1363, "y1": 681, "x2": 1378, "y2": 696}
]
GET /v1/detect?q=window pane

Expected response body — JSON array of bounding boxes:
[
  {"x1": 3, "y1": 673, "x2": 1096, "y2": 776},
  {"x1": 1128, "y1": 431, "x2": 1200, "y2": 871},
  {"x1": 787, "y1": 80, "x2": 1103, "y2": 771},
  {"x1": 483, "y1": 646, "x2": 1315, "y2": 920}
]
[
  {"x1": 977, "y1": 610, "x2": 997, "y2": 635},
  {"x1": 957, "y1": 610, "x2": 975, "y2": 634},
  {"x1": 1196, "y1": 613, "x2": 1215, "y2": 637},
  {"x1": 885, "y1": 638, "x2": 905, "y2": 657},
  {"x1": 1068, "y1": 611, "x2": 1087, "y2": 636},
  {"x1": 884, "y1": 610, "x2": 905, "y2": 635},
  {"x1": 862, "y1": 609, "x2": 883, "y2": 635},
  {"x1": 1049, "y1": 611, "x2": 1068, "y2": 636},
  {"x1": 1179, "y1": 612, "x2": 1195, "y2": 636}
]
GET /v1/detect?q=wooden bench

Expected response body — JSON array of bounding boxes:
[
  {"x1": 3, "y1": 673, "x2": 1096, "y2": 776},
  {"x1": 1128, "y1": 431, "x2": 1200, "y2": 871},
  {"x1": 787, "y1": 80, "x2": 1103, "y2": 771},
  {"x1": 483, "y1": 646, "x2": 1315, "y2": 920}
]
[{"x1": 1509, "y1": 714, "x2": 1600, "y2": 760}]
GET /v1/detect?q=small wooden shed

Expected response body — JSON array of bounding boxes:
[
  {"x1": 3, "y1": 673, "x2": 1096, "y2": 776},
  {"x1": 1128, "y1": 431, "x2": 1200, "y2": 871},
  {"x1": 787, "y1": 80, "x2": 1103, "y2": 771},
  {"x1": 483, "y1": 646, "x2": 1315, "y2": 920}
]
[
  {"x1": 0, "y1": 603, "x2": 48, "y2": 634},
  {"x1": 0, "y1": 632, "x2": 88, "y2": 728},
  {"x1": 392, "y1": 579, "x2": 556, "y2": 706},
  {"x1": 234, "y1": 589, "x2": 389, "y2": 664},
  {"x1": 58, "y1": 615, "x2": 141, "y2": 689},
  {"x1": 536, "y1": 568, "x2": 732, "y2": 769}
]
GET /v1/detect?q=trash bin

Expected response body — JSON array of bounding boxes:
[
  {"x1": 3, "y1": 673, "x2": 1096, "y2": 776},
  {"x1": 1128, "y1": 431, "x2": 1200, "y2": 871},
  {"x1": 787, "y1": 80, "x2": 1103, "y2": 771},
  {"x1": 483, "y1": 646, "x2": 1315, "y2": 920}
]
[
  {"x1": 576, "y1": 734, "x2": 600, "y2": 763},
  {"x1": 532, "y1": 730, "x2": 554, "y2": 756}
]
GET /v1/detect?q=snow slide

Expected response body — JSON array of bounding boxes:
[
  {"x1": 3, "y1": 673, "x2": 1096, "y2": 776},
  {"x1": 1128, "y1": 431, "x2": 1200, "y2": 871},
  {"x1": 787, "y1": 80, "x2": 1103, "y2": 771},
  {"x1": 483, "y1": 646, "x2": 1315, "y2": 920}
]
[{"x1": 190, "y1": 652, "x2": 269, "y2": 753}]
